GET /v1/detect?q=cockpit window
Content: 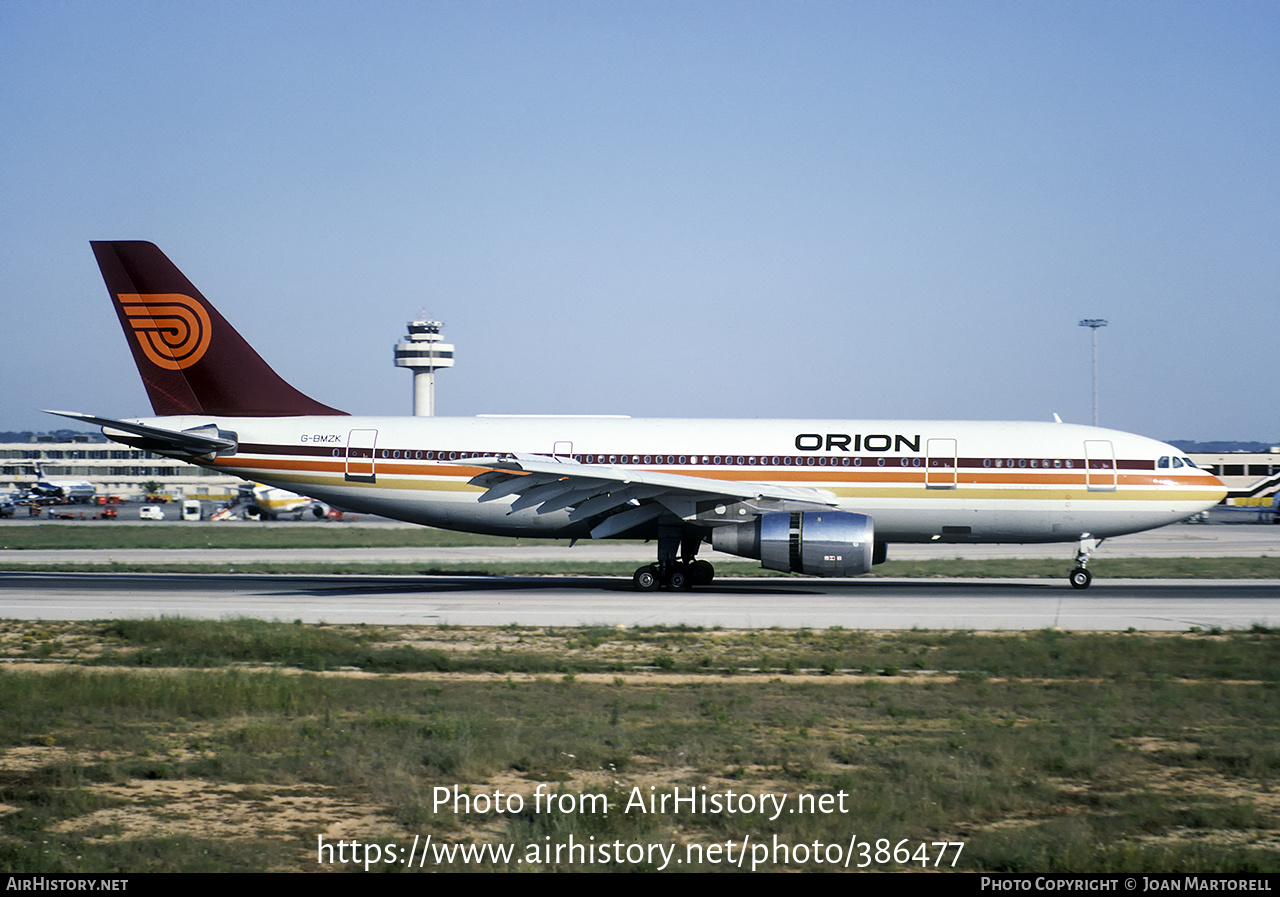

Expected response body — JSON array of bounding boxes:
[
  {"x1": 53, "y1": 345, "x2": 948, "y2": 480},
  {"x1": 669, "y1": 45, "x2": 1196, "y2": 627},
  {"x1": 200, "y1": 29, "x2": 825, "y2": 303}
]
[
  {"x1": 1172, "y1": 457, "x2": 1183, "y2": 468},
  {"x1": 1158, "y1": 456, "x2": 1170, "y2": 468},
  {"x1": 1182, "y1": 457, "x2": 1198, "y2": 469}
]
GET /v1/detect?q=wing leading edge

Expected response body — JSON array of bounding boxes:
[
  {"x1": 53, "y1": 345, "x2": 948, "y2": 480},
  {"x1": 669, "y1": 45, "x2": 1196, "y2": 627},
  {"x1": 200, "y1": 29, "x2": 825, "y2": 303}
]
[{"x1": 468, "y1": 453, "x2": 838, "y2": 539}]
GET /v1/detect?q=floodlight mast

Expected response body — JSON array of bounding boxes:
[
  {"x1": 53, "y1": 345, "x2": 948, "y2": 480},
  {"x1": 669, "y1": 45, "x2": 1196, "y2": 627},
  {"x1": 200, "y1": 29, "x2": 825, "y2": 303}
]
[{"x1": 1078, "y1": 319, "x2": 1108, "y2": 426}]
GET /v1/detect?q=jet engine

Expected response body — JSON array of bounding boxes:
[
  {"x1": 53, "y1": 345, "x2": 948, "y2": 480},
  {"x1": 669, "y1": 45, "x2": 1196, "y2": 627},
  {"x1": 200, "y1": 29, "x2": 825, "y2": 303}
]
[{"x1": 711, "y1": 511, "x2": 875, "y2": 577}]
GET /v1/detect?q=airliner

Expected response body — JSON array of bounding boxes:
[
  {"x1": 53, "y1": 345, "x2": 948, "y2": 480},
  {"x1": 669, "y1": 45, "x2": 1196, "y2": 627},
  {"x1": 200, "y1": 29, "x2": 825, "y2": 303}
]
[
  {"x1": 48, "y1": 241, "x2": 1227, "y2": 590},
  {"x1": 236, "y1": 483, "x2": 331, "y2": 521},
  {"x1": 26, "y1": 462, "x2": 96, "y2": 503}
]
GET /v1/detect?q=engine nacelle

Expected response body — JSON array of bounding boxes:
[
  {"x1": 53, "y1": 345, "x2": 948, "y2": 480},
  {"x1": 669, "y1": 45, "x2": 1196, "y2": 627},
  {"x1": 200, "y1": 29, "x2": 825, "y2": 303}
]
[{"x1": 711, "y1": 511, "x2": 875, "y2": 577}]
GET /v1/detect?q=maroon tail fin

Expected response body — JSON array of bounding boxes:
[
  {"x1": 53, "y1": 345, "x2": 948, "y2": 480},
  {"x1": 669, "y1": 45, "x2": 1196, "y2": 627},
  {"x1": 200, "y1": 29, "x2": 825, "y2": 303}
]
[{"x1": 91, "y1": 241, "x2": 347, "y2": 417}]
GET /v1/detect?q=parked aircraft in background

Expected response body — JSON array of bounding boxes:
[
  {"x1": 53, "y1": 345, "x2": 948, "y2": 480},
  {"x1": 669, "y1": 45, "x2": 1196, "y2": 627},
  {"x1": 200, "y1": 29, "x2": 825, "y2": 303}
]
[
  {"x1": 235, "y1": 483, "x2": 330, "y2": 521},
  {"x1": 1217, "y1": 493, "x2": 1280, "y2": 524},
  {"x1": 26, "y1": 462, "x2": 96, "y2": 503},
  {"x1": 47, "y1": 241, "x2": 1227, "y2": 590},
  {"x1": 1261, "y1": 494, "x2": 1280, "y2": 523}
]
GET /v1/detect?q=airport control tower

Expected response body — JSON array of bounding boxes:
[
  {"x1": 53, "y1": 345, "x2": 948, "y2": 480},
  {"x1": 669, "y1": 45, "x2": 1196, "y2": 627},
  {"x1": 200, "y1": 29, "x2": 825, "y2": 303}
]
[{"x1": 393, "y1": 319, "x2": 454, "y2": 416}]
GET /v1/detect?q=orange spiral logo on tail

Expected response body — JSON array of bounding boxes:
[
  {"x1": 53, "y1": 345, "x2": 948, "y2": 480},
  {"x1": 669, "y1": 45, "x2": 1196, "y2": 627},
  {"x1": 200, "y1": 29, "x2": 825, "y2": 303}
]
[{"x1": 119, "y1": 293, "x2": 212, "y2": 370}]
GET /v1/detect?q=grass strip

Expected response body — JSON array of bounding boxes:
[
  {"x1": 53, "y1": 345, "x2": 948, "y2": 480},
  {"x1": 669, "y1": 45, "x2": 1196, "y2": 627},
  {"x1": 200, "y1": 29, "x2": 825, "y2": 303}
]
[{"x1": 0, "y1": 523, "x2": 562, "y2": 550}]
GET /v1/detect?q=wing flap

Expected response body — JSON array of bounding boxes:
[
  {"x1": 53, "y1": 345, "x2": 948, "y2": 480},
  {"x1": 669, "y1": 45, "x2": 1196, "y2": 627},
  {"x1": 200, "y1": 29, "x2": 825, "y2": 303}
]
[
  {"x1": 589, "y1": 503, "x2": 664, "y2": 539},
  {"x1": 565, "y1": 485, "x2": 666, "y2": 522},
  {"x1": 509, "y1": 478, "x2": 586, "y2": 513}
]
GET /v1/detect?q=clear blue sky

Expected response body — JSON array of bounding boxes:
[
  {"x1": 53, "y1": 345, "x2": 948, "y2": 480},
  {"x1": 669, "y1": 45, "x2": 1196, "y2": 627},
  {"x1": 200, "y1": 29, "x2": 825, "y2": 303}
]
[{"x1": 2, "y1": 1, "x2": 1276, "y2": 441}]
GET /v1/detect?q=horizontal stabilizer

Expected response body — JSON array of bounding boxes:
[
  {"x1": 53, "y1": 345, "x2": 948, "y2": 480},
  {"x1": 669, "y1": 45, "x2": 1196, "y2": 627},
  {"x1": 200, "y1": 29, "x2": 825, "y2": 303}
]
[{"x1": 43, "y1": 410, "x2": 237, "y2": 458}]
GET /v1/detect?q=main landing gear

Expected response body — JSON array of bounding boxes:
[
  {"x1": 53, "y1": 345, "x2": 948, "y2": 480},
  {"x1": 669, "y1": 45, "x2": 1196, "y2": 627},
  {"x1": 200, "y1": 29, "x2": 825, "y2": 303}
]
[
  {"x1": 632, "y1": 560, "x2": 714, "y2": 591},
  {"x1": 1069, "y1": 535, "x2": 1100, "y2": 589},
  {"x1": 633, "y1": 559, "x2": 714, "y2": 591},
  {"x1": 633, "y1": 525, "x2": 714, "y2": 591}
]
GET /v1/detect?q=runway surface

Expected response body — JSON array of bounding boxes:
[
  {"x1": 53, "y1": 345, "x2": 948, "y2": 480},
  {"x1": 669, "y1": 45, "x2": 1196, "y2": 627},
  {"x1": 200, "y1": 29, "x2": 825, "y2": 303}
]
[{"x1": 1, "y1": 571, "x2": 1276, "y2": 630}]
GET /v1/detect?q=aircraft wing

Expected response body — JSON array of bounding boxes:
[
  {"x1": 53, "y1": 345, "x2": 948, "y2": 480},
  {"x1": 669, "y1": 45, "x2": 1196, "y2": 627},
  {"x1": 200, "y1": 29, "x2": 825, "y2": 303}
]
[
  {"x1": 43, "y1": 410, "x2": 237, "y2": 458},
  {"x1": 468, "y1": 453, "x2": 837, "y2": 539}
]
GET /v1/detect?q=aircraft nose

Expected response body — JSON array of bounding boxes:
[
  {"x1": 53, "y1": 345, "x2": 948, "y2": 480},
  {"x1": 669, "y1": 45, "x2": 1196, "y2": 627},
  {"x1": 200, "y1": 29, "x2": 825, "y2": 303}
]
[{"x1": 1206, "y1": 472, "x2": 1228, "y2": 505}]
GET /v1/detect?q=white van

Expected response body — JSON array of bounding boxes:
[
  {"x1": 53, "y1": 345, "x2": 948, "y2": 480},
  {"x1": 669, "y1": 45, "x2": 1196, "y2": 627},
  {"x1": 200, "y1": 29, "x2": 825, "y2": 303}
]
[
  {"x1": 181, "y1": 500, "x2": 202, "y2": 521},
  {"x1": 138, "y1": 505, "x2": 165, "y2": 521}
]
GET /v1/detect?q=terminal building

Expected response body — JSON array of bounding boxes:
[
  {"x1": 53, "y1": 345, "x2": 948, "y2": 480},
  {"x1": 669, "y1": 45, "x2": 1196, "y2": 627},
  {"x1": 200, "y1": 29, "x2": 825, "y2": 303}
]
[
  {"x1": 0, "y1": 434, "x2": 242, "y2": 501},
  {"x1": 1185, "y1": 450, "x2": 1280, "y2": 507}
]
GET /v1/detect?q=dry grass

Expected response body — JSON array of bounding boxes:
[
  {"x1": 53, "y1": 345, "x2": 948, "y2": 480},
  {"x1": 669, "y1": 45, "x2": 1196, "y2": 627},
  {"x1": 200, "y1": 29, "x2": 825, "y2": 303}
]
[{"x1": 0, "y1": 620, "x2": 1276, "y2": 872}]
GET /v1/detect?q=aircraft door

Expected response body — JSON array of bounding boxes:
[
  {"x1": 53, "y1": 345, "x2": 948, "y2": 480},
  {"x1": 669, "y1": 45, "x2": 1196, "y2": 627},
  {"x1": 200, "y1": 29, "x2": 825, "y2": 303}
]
[
  {"x1": 553, "y1": 441, "x2": 573, "y2": 460},
  {"x1": 346, "y1": 429, "x2": 378, "y2": 483},
  {"x1": 926, "y1": 438, "x2": 958, "y2": 489},
  {"x1": 1084, "y1": 439, "x2": 1116, "y2": 491}
]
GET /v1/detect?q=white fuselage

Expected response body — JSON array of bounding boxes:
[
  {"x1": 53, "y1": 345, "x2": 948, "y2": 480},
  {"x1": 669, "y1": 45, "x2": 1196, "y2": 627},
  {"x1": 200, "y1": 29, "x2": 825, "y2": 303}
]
[
  {"x1": 136, "y1": 415, "x2": 1227, "y2": 546},
  {"x1": 32, "y1": 479, "x2": 96, "y2": 502}
]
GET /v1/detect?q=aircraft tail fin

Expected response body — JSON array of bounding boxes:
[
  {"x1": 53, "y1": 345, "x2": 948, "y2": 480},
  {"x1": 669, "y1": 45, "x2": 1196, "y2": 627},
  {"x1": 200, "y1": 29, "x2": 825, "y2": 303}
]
[{"x1": 90, "y1": 241, "x2": 347, "y2": 417}]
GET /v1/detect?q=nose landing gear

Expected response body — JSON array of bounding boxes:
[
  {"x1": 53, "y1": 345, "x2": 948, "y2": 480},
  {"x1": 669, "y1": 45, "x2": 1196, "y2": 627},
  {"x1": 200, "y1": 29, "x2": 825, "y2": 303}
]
[{"x1": 1069, "y1": 535, "x2": 1100, "y2": 589}]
